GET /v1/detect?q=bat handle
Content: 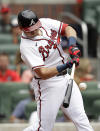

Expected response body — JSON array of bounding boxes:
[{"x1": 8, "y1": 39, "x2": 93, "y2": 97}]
[{"x1": 70, "y1": 63, "x2": 75, "y2": 79}]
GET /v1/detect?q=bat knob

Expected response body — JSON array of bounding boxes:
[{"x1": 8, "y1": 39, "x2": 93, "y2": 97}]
[{"x1": 63, "y1": 103, "x2": 69, "y2": 108}]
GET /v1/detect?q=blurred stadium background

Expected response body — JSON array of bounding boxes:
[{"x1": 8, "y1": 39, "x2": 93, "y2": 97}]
[{"x1": 0, "y1": 0, "x2": 100, "y2": 131}]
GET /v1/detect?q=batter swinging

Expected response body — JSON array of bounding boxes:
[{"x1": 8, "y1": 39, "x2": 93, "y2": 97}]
[{"x1": 18, "y1": 10, "x2": 93, "y2": 131}]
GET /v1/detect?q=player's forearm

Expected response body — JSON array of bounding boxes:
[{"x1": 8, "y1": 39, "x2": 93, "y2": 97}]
[
  {"x1": 65, "y1": 26, "x2": 77, "y2": 38},
  {"x1": 34, "y1": 63, "x2": 70, "y2": 80},
  {"x1": 34, "y1": 67, "x2": 59, "y2": 80},
  {"x1": 64, "y1": 26, "x2": 77, "y2": 47}
]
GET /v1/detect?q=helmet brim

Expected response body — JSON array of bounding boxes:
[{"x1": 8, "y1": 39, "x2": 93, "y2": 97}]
[{"x1": 22, "y1": 20, "x2": 41, "y2": 32}]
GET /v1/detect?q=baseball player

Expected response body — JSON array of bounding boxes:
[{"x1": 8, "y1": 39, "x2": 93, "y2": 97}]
[{"x1": 18, "y1": 10, "x2": 93, "y2": 131}]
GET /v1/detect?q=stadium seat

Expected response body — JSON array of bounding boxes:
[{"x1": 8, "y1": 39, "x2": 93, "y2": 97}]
[
  {"x1": 9, "y1": 55, "x2": 16, "y2": 64},
  {"x1": 25, "y1": 101, "x2": 63, "y2": 120},
  {"x1": 83, "y1": 0, "x2": 100, "y2": 10},
  {"x1": 0, "y1": 34, "x2": 13, "y2": 44},
  {"x1": 8, "y1": 64, "x2": 16, "y2": 70},
  {"x1": 83, "y1": 8, "x2": 96, "y2": 27},
  {"x1": 11, "y1": 89, "x2": 30, "y2": 111},
  {"x1": 20, "y1": 65, "x2": 28, "y2": 74},
  {"x1": 0, "y1": 44, "x2": 19, "y2": 55},
  {"x1": 95, "y1": 6, "x2": 100, "y2": 33},
  {"x1": 0, "y1": 82, "x2": 29, "y2": 120},
  {"x1": 82, "y1": 90, "x2": 100, "y2": 117},
  {"x1": 93, "y1": 99, "x2": 100, "y2": 117},
  {"x1": 84, "y1": 81, "x2": 98, "y2": 90},
  {"x1": 25, "y1": 101, "x2": 37, "y2": 119},
  {"x1": 83, "y1": 0, "x2": 100, "y2": 27},
  {"x1": 81, "y1": 81, "x2": 100, "y2": 119}
]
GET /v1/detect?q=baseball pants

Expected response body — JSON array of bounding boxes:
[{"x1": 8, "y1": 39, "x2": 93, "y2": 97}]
[{"x1": 23, "y1": 74, "x2": 94, "y2": 131}]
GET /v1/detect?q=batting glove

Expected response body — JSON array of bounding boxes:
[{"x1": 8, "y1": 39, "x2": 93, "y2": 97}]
[
  {"x1": 68, "y1": 45, "x2": 81, "y2": 67},
  {"x1": 68, "y1": 45, "x2": 81, "y2": 59},
  {"x1": 72, "y1": 56, "x2": 79, "y2": 66},
  {"x1": 67, "y1": 57, "x2": 79, "y2": 68},
  {"x1": 66, "y1": 59, "x2": 74, "y2": 69}
]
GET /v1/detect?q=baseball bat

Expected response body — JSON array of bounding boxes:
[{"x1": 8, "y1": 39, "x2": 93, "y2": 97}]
[{"x1": 63, "y1": 63, "x2": 75, "y2": 108}]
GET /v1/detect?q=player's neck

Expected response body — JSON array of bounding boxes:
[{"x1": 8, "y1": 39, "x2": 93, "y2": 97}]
[
  {"x1": 32, "y1": 29, "x2": 43, "y2": 38},
  {"x1": 24, "y1": 29, "x2": 43, "y2": 38},
  {"x1": 38, "y1": 29, "x2": 43, "y2": 36}
]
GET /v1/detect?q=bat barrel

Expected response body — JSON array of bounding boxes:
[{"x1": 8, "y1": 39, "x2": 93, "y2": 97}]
[{"x1": 63, "y1": 63, "x2": 75, "y2": 108}]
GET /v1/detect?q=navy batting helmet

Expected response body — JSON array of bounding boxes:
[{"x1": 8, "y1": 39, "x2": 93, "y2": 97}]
[{"x1": 17, "y1": 10, "x2": 41, "y2": 32}]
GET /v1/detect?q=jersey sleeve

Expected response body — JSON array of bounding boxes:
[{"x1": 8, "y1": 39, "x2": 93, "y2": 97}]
[
  {"x1": 40, "y1": 18, "x2": 68, "y2": 36},
  {"x1": 20, "y1": 46, "x2": 44, "y2": 70},
  {"x1": 60, "y1": 23, "x2": 69, "y2": 36}
]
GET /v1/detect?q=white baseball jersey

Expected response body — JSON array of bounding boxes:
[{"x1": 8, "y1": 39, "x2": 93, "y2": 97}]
[
  {"x1": 20, "y1": 18, "x2": 93, "y2": 131},
  {"x1": 20, "y1": 18, "x2": 69, "y2": 77}
]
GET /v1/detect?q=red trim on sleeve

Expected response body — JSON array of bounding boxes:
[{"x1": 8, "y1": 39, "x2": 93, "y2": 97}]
[
  {"x1": 57, "y1": 22, "x2": 63, "y2": 44},
  {"x1": 61, "y1": 23, "x2": 68, "y2": 36},
  {"x1": 57, "y1": 35, "x2": 60, "y2": 44},
  {"x1": 32, "y1": 65, "x2": 45, "y2": 70},
  {"x1": 58, "y1": 22, "x2": 62, "y2": 34}
]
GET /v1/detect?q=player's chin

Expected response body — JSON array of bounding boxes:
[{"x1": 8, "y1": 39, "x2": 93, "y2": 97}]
[
  {"x1": 28, "y1": 34, "x2": 35, "y2": 38},
  {"x1": 25, "y1": 32, "x2": 35, "y2": 38}
]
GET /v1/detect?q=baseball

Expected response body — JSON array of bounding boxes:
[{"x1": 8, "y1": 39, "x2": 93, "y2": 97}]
[{"x1": 79, "y1": 82, "x2": 87, "y2": 90}]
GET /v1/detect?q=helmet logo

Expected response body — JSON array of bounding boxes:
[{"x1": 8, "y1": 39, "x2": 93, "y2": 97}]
[{"x1": 30, "y1": 19, "x2": 35, "y2": 26}]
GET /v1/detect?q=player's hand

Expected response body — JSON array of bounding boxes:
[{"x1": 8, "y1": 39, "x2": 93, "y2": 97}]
[
  {"x1": 68, "y1": 45, "x2": 80, "y2": 67},
  {"x1": 72, "y1": 56, "x2": 79, "y2": 67},
  {"x1": 67, "y1": 56, "x2": 79, "y2": 69},
  {"x1": 66, "y1": 59, "x2": 73, "y2": 69},
  {"x1": 69, "y1": 45, "x2": 81, "y2": 59}
]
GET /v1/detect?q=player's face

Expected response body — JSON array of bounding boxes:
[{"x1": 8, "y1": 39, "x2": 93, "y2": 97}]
[
  {"x1": 0, "y1": 55, "x2": 9, "y2": 71},
  {"x1": 24, "y1": 29, "x2": 39, "y2": 38}
]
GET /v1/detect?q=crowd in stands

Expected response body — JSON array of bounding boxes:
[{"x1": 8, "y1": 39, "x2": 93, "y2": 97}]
[
  {"x1": 0, "y1": 52, "x2": 33, "y2": 83},
  {"x1": 0, "y1": 52, "x2": 21, "y2": 82},
  {"x1": 0, "y1": 4, "x2": 33, "y2": 82},
  {"x1": 10, "y1": 82, "x2": 35, "y2": 123},
  {"x1": 0, "y1": 4, "x2": 21, "y2": 44},
  {"x1": 75, "y1": 58, "x2": 96, "y2": 84},
  {"x1": 0, "y1": 4, "x2": 35, "y2": 123}
]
